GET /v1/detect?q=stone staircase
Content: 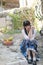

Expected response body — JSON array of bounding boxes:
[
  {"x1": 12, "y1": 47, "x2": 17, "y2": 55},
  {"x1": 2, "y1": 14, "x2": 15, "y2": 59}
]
[
  {"x1": 0, "y1": 33, "x2": 43, "y2": 65},
  {"x1": 0, "y1": 33, "x2": 28, "y2": 65}
]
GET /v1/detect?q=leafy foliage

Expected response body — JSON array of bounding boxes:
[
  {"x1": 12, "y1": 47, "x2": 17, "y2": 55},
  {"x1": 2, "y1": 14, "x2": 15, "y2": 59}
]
[{"x1": 9, "y1": 8, "x2": 35, "y2": 30}]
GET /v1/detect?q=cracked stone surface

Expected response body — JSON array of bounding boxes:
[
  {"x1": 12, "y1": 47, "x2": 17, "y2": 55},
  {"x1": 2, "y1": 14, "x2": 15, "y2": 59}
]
[{"x1": 0, "y1": 33, "x2": 43, "y2": 65}]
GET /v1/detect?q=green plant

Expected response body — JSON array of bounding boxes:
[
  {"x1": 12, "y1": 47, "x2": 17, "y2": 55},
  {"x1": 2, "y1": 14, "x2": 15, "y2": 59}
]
[
  {"x1": 9, "y1": 8, "x2": 35, "y2": 30},
  {"x1": 9, "y1": 13, "x2": 22, "y2": 29}
]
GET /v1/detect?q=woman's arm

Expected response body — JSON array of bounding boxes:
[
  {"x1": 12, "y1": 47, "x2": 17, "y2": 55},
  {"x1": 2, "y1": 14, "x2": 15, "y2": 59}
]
[{"x1": 28, "y1": 27, "x2": 36, "y2": 40}]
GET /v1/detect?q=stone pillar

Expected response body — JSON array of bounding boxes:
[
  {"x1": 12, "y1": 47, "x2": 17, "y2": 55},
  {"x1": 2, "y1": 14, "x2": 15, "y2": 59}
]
[
  {"x1": 41, "y1": 0, "x2": 43, "y2": 14},
  {"x1": 0, "y1": 0, "x2": 3, "y2": 7},
  {"x1": 19, "y1": 0, "x2": 26, "y2": 7},
  {"x1": 27, "y1": 0, "x2": 35, "y2": 8}
]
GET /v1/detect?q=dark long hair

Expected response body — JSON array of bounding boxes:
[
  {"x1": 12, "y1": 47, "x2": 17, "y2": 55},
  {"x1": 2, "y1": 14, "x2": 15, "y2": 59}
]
[
  {"x1": 24, "y1": 28, "x2": 28, "y2": 35},
  {"x1": 23, "y1": 20, "x2": 31, "y2": 35}
]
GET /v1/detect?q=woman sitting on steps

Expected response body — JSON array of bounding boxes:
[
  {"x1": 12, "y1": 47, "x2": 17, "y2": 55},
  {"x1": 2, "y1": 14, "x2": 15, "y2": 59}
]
[{"x1": 20, "y1": 20, "x2": 39, "y2": 63}]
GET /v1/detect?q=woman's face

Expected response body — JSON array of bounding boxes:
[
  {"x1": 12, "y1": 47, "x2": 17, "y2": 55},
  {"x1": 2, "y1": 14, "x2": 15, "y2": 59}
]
[{"x1": 25, "y1": 25, "x2": 31, "y2": 32}]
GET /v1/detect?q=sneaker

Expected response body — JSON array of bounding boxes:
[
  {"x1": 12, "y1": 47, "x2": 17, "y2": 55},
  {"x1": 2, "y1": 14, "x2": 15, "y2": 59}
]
[
  {"x1": 28, "y1": 57, "x2": 32, "y2": 64},
  {"x1": 28, "y1": 56, "x2": 31, "y2": 60}
]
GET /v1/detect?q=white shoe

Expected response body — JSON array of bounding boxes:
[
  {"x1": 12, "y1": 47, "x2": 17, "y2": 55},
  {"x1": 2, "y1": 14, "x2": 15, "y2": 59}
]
[
  {"x1": 28, "y1": 57, "x2": 31, "y2": 63},
  {"x1": 33, "y1": 57, "x2": 36, "y2": 61},
  {"x1": 28, "y1": 56, "x2": 31, "y2": 60}
]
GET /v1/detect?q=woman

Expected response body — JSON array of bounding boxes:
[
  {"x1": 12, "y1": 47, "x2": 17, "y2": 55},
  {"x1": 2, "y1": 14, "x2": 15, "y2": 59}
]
[{"x1": 20, "y1": 20, "x2": 38, "y2": 62}]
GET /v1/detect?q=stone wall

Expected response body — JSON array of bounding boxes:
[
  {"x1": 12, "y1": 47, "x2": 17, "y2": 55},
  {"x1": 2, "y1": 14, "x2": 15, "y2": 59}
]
[
  {"x1": 41, "y1": 0, "x2": 43, "y2": 14},
  {"x1": 0, "y1": 0, "x2": 19, "y2": 9},
  {"x1": 0, "y1": 17, "x2": 12, "y2": 32}
]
